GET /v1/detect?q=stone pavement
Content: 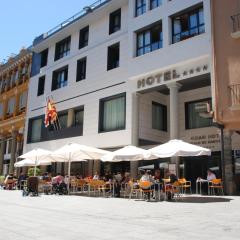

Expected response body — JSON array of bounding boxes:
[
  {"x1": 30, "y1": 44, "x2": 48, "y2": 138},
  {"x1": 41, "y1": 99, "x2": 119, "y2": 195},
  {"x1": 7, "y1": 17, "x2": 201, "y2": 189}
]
[{"x1": 0, "y1": 190, "x2": 240, "y2": 240}]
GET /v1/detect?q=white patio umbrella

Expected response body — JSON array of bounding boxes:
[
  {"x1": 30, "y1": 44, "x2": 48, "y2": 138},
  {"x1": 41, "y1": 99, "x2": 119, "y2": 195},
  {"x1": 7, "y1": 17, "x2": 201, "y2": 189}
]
[
  {"x1": 100, "y1": 145, "x2": 151, "y2": 162},
  {"x1": 14, "y1": 158, "x2": 51, "y2": 167},
  {"x1": 50, "y1": 143, "x2": 110, "y2": 192},
  {"x1": 147, "y1": 139, "x2": 211, "y2": 158},
  {"x1": 18, "y1": 148, "x2": 53, "y2": 176}
]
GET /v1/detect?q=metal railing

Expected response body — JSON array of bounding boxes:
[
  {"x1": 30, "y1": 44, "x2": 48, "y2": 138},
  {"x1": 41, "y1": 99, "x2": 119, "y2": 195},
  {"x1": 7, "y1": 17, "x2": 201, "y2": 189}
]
[
  {"x1": 43, "y1": 0, "x2": 110, "y2": 39},
  {"x1": 231, "y1": 13, "x2": 240, "y2": 33},
  {"x1": 229, "y1": 84, "x2": 240, "y2": 107}
]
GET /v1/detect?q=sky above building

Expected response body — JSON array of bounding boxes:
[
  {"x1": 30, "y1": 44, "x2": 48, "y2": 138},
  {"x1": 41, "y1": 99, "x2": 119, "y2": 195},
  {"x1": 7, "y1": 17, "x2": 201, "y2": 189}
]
[{"x1": 0, "y1": 0, "x2": 94, "y2": 62}]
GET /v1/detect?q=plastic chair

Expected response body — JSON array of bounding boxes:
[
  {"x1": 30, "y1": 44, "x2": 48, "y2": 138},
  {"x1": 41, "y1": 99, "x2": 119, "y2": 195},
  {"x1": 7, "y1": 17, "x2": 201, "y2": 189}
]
[
  {"x1": 208, "y1": 179, "x2": 224, "y2": 195},
  {"x1": 178, "y1": 178, "x2": 192, "y2": 194},
  {"x1": 128, "y1": 181, "x2": 142, "y2": 199},
  {"x1": 139, "y1": 181, "x2": 154, "y2": 201}
]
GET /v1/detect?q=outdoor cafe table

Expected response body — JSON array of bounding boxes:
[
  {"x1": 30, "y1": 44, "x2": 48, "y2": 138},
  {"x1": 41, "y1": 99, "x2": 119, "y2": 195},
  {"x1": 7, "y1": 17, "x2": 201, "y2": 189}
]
[{"x1": 196, "y1": 179, "x2": 210, "y2": 195}]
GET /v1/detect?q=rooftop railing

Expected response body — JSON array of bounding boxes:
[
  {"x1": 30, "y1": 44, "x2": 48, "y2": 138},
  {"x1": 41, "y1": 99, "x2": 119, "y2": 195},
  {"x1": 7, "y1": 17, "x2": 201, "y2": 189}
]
[{"x1": 43, "y1": 0, "x2": 110, "y2": 39}]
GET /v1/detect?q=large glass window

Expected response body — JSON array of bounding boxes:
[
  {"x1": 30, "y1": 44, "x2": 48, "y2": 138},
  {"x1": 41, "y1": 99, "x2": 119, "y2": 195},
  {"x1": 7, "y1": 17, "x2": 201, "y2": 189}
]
[
  {"x1": 109, "y1": 9, "x2": 121, "y2": 34},
  {"x1": 136, "y1": 0, "x2": 146, "y2": 17},
  {"x1": 137, "y1": 22, "x2": 162, "y2": 56},
  {"x1": 107, "y1": 43, "x2": 120, "y2": 71},
  {"x1": 76, "y1": 57, "x2": 87, "y2": 82},
  {"x1": 172, "y1": 6, "x2": 205, "y2": 44},
  {"x1": 52, "y1": 66, "x2": 68, "y2": 91},
  {"x1": 99, "y1": 93, "x2": 126, "y2": 132},
  {"x1": 29, "y1": 118, "x2": 42, "y2": 143},
  {"x1": 79, "y1": 26, "x2": 89, "y2": 49},
  {"x1": 55, "y1": 36, "x2": 71, "y2": 61},
  {"x1": 74, "y1": 108, "x2": 84, "y2": 127},
  {"x1": 150, "y1": 0, "x2": 162, "y2": 10},
  {"x1": 37, "y1": 76, "x2": 45, "y2": 96},
  {"x1": 152, "y1": 102, "x2": 167, "y2": 131},
  {"x1": 7, "y1": 97, "x2": 15, "y2": 115},
  {"x1": 58, "y1": 112, "x2": 68, "y2": 129},
  {"x1": 40, "y1": 49, "x2": 48, "y2": 68},
  {"x1": 19, "y1": 91, "x2": 27, "y2": 111},
  {"x1": 185, "y1": 99, "x2": 212, "y2": 129}
]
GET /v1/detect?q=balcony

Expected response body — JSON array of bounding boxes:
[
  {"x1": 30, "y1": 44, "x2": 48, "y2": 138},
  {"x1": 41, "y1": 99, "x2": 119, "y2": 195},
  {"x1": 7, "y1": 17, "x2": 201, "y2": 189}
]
[
  {"x1": 229, "y1": 84, "x2": 240, "y2": 110},
  {"x1": 231, "y1": 14, "x2": 240, "y2": 38}
]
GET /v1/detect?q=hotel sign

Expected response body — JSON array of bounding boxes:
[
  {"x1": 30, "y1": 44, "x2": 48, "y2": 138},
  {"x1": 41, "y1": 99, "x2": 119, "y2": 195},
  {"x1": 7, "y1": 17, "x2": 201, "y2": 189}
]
[{"x1": 137, "y1": 64, "x2": 209, "y2": 89}]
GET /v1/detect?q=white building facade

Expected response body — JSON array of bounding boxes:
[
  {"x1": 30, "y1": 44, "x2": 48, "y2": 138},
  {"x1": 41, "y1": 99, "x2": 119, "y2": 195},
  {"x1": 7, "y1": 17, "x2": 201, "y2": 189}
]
[{"x1": 25, "y1": 0, "x2": 240, "y2": 180}]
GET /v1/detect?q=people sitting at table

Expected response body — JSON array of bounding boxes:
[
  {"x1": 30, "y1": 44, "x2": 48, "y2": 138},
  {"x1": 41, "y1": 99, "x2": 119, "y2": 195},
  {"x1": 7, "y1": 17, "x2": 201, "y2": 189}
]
[
  {"x1": 140, "y1": 170, "x2": 154, "y2": 201},
  {"x1": 207, "y1": 169, "x2": 216, "y2": 181},
  {"x1": 4, "y1": 173, "x2": 16, "y2": 190},
  {"x1": 17, "y1": 172, "x2": 27, "y2": 190},
  {"x1": 93, "y1": 171, "x2": 100, "y2": 180}
]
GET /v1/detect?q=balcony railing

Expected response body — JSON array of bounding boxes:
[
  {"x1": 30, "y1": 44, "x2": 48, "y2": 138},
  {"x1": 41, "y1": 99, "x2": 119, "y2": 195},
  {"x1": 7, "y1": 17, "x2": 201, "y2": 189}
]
[
  {"x1": 231, "y1": 13, "x2": 240, "y2": 38},
  {"x1": 229, "y1": 84, "x2": 240, "y2": 109}
]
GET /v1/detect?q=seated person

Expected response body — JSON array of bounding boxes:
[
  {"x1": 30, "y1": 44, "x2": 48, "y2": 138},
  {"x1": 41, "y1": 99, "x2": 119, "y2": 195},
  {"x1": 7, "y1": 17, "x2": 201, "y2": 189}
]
[
  {"x1": 4, "y1": 173, "x2": 16, "y2": 190},
  {"x1": 17, "y1": 172, "x2": 27, "y2": 190},
  {"x1": 152, "y1": 169, "x2": 163, "y2": 191},
  {"x1": 93, "y1": 171, "x2": 100, "y2": 180},
  {"x1": 140, "y1": 170, "x2": 154, "y2": 201},
  {"x1": 207, "y1": 169, "x2": 216, "y2": 181}
]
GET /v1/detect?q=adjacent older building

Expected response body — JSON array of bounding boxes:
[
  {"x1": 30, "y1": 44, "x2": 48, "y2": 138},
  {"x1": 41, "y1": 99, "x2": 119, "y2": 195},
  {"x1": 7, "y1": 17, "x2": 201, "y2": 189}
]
[
  {"x1": 211, "y1": 0, "x2": 240, "y2": 193},
  {"x1": 0, "y1": 49, "x2": 31, "y2": 175}
]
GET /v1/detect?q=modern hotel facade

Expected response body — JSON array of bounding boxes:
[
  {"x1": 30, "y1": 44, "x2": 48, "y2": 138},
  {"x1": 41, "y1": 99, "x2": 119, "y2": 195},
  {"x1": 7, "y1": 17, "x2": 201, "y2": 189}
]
[
  {"x1": 24, "y1": 0, "x2": 240, "y2": 193},
  {"x1": 0, "y1": 49, "x2": 31, "y2": 175}
]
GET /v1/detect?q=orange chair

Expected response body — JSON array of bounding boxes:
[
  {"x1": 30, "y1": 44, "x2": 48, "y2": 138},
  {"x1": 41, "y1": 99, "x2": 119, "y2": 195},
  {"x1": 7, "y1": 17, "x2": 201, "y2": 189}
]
[
  {"x1": 139, "y1": 181, "x2": 154, "y2": 201},
  {"x1": 208, "y1": 179, "x2": 224, "y2": 195},
  {"x1": 178, "y1": 178, "x2": 192, "y2": 194}
]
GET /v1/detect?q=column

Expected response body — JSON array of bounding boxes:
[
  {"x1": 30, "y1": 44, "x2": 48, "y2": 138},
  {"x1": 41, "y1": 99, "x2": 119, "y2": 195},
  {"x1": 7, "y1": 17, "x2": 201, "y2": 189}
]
[
  {"x1": 9, "y1": 130, "x2": 17, "y2": 174},
  {"x1": 167, "y1": 82, "x2": 181, "y2": 176},
  {"x1": 0, "y1": 136, "x2": 5, "y2": 175},
  {"x1": 64, "y1": 109, "x2": 75, "y2": 175},
  {"x1": 223, "y1": 130, "x2": 236, "y2": 195},
  {"x1": 130, "y1": 92, "x2": 139, "y2": 180}
]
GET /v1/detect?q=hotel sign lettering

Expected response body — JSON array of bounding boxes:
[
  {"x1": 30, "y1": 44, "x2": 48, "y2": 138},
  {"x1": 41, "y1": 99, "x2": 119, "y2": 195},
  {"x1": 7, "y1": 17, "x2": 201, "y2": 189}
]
[{"x1": 137, "y1": 64, "x2": 209, "y2": 89}]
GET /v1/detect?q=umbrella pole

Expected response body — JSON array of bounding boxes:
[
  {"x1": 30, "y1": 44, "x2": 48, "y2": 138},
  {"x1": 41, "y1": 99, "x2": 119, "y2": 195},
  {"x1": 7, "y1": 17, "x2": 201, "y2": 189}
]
[{"x1": 67, "y1": 153, "x2": 71, "y2": 195}]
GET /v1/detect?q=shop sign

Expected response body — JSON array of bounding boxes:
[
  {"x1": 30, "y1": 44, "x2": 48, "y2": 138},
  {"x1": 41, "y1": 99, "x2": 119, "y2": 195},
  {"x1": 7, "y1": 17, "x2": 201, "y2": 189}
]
[{"x1": 189, "y1": 134, "x2": 220, "y2": 151}]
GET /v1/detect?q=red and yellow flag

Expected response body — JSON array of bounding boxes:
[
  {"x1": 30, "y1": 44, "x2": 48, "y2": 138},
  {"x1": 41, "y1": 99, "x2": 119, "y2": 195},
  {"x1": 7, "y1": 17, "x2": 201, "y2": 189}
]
[{"x1": 45, "y1": 99, "x2": 58, "y2": 128}]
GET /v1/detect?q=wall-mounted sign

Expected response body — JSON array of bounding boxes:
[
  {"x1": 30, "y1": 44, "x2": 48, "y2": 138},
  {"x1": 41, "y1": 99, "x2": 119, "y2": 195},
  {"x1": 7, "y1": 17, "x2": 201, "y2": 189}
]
[{"x1": 137, "y1": 64, "x2": 209, "y2": 90}]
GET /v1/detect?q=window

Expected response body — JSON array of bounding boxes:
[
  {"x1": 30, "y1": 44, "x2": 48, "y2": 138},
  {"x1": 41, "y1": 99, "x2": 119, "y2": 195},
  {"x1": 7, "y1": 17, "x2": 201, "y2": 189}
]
[
  {"x1": 19, "y1": 91, "x2": 27, "y2": 111},
  {"x1": 7, "y1": 97, "x2": 15, "y2": 115},
  {"x1": 0, "y1": 103, "x2": 3, "y2": 118},
  {"x1": 58, "y1": 112, "x2": 68, "y2": 129},
  {"x1": 107, "y1": 43, "x2": 120, "y2": 71},
  {"x1": 152, "y1": 102, "x2": 167, "y2": 131},
  {"x1": 136, "y1": 0, "x2": 146, "y2": 17},
  {"x1": 79, "y1": 26, "x2": 89, "y2": 49},
  {"x1": 109, "y1": 9, "x2": 121, "y2": 34},
  {"x1": 172, "y1": 6, "x2": 205, "y2": 44},
  {"x1": 185, "y1": 99, "x2": 212, "y2": 129},
  {"x1": 52, "y1": 66, "x2": 68, "y2": 91},
  {"x1": 76, "y1": 57, "x2": 87, "y2": 82},
  {"x1": 54, "y1": 36, "x2": 71, "y2": 61},
  {"x1": 150, "y1": 0, "x2": 162, "y2": 10},
  {"x1": 40, "y1": 49, "x2": 48, "y2": 68},
  {"x1": 74, "y1": 108, "x2": 84, "y2": 127},
  {"x1": 37, "y1": 76, "x2": 45, "y2": 96},
  {"x1": 99, "y1": 93, "x2": 126, "y2": 132},
  {"x1": 8, "y1": 139, "x2": 12, "y2": 154},
  {"x1": 29, "y1": 118, "x2": 42, "y2": 143},
  {"x1": 137, "y1": 22, "x2": 162, "y2": 56}
]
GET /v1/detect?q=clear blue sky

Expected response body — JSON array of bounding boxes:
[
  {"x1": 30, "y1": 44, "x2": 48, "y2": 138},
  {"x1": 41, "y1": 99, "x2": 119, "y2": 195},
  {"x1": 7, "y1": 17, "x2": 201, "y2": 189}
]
[{"x1": 0, "y1": 0, "x2": 94, "y2": 62}]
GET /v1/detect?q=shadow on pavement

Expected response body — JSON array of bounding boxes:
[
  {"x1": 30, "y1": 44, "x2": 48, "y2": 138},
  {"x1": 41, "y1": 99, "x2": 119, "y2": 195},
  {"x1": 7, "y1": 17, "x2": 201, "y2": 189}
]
[{"x1": 172, "y1": 196, "x2": 233, "y2": 203}]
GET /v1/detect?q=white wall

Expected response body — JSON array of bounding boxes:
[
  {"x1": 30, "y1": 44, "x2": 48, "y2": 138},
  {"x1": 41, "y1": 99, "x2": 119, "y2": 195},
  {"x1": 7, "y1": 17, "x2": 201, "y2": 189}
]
[{"x1": 25, "y1": 0, "x2": 214, "y2": 152}]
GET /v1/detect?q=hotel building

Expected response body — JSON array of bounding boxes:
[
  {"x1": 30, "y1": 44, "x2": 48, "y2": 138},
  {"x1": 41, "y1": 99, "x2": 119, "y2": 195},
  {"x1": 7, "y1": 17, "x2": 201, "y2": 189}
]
[
  {"x1": 25, "y1": 0, "x2": 240, "y2": 193},
  {"x1": 0, "y1": 49, "x2": 31, "y2": 175}
]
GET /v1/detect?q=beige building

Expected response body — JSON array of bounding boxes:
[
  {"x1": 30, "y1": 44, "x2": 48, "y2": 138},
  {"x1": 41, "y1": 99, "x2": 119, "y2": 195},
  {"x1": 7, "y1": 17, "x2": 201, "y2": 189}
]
[
  {"x1": 0, "y1": 49, "x2": 31, "y2": 175},
  {"x1": 211, "y1": 0, "x2": 240, "y2": 193}
]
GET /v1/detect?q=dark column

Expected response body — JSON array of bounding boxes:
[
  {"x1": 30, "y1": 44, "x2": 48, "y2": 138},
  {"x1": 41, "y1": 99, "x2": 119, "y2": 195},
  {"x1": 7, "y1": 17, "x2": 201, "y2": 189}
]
[
  {"x1": 0, "y1": 137, "x2": 5, "y2": 175},
  {"x1": 9, "y1": 131, "x2": 17, "y2": 174}
]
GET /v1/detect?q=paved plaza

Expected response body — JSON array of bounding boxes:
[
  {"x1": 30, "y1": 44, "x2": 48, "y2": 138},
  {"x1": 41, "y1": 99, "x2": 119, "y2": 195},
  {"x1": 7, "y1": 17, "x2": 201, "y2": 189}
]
[{"x1": 0, "y1": 190, "x2": 240, "y2": 240}]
